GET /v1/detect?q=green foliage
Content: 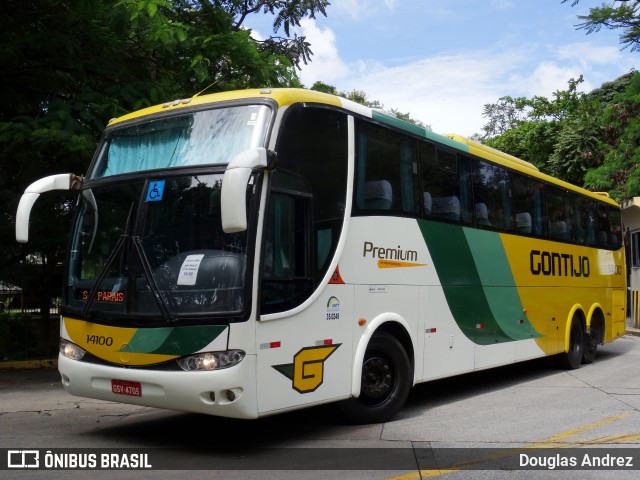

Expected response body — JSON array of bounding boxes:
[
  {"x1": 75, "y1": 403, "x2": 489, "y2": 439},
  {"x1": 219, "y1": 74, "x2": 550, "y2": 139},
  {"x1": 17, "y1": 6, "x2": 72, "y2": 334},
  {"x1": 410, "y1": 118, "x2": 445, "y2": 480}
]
[
  {"x1": 547, "y1": 110, "x2": 602, "y2": 185},
  {"x1": 481, "y1": 96, "x2": 533, "y2": 136},
  {"x1": 585, "y1": 72, "x2": 640, "y2": 199},
  {"x1": 0, "y1": 0, "x2": 328, "y2": 308},
  {"x1": 482, "y1": 71, "x2": 640, "y2": 202},
  {"x1": 564, "y1": 0, "x2": 640, "y2": 52},
  {"x1": 485, "y1": 121, "x2": 560, "y2": 171}
]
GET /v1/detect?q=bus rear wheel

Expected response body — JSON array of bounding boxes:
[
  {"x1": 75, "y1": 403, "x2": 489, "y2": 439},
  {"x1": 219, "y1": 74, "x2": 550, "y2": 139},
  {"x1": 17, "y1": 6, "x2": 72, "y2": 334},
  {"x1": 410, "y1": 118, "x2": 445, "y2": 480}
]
[
  {"x1": 582, "y1": 318, "x2": 602, "y2": 365},
  {"x1": 559, "y1": 316, "x2": 584, "y2": 370},
  {"x1": 339, "y1": 332, "x2": 411, "y2": 424}
]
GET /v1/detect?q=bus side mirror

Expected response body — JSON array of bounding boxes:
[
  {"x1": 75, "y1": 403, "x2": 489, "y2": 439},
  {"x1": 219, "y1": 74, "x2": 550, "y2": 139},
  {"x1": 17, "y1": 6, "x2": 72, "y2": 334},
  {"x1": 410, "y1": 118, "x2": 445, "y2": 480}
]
[
  {"x1": 16, "y1": 173, "x2": 83, "y2": 243},
  {"x1": 221, "y1": 148, "x2": 271, "y2": 233}
]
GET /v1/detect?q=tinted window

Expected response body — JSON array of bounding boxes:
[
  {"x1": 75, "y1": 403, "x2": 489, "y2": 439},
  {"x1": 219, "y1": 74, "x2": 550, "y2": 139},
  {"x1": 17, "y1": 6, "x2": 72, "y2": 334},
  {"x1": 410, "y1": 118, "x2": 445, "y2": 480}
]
[
  {"x1": 472, "y1": 159, "x2": 512, "y2": 231},
  {"x1": 421, "y1": 143, "x2": 472, "y2": 224},
  {"x1": 354, "y1": 120, "x2": 419, "y2": 215},
  {"x1": 262, "y1": 106, "x2": 349, "y2": 314}
]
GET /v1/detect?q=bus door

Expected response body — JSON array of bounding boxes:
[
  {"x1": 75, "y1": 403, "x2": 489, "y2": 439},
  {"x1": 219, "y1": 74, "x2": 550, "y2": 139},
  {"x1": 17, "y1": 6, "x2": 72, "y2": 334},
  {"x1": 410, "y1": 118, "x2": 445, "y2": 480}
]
[{"x1": 255, "y1": 184, "x2": 353, "y2": 414}]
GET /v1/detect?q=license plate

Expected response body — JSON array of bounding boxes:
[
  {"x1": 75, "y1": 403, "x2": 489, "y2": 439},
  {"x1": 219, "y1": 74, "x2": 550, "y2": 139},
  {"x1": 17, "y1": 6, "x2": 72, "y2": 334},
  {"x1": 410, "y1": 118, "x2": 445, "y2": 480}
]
[{"x1": 111, "y1": 379, "x2": 141, "y2": 397}]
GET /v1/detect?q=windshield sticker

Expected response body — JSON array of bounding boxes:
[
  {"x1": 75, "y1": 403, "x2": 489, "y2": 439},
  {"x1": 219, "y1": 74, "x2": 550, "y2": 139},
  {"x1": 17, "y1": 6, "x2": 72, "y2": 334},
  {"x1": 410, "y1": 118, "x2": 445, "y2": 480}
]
[
  {"x1": 177, "y1": 254, "x2": 205, "y2": 286},
  {"x1": 146, "y1": 180, "x2": 166, "y2": 202}
]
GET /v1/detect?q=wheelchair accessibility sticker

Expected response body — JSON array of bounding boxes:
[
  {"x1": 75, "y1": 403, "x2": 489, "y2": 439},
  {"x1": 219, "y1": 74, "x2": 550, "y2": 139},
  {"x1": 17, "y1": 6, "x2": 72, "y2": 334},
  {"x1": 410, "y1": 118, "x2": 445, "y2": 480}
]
[{"x1": 146, "y1": 180, "x2": 165, "y2": 202}]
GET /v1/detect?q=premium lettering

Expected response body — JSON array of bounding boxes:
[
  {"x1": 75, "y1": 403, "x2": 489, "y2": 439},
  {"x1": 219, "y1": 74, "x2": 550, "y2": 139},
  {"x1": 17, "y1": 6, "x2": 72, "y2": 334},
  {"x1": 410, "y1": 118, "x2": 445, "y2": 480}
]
[
  {"x1": 530, "y1": 250, "x2": 590, "y2": 277},
  {"x1": 363, "y1": 241, "x2": 418, "y2": 262}
]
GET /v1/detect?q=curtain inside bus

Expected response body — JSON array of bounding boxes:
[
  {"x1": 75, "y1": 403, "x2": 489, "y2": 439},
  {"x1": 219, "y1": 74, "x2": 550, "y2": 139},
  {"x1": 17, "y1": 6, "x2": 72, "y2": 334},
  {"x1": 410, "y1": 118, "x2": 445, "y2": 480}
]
[{"x1": 91, "y1": 105, "x2": 271, "y2": 178}]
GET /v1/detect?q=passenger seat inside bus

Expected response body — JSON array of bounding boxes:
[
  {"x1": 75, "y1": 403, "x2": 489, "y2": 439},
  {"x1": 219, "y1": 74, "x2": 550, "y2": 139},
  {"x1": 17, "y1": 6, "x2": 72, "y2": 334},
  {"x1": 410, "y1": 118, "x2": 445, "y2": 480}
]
[
  {"x1": 364, "y1": 180, "x2": 393, "y2": 210},
  {"x1": 475, "y1": 203, "x2": 491, "y2": 226},
  {"x1": 550, "y1": 220, "x2": 567, "y2": 240},
  {"x1": 423, "y1": 192, "x2": 432, "y2": 216},
  {"x1": 431, "y1": 196, "x2": 460, "y2": 221},
  {"x1": 516, "y1": 212, "x2": 532, "y2": 234}
]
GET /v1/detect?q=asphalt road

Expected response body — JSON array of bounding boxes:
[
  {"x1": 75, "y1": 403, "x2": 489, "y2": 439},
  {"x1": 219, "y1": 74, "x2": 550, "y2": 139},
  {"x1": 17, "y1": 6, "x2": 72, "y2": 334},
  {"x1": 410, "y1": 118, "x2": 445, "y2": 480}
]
[{"x1": 1, "y1": 333, "x2": 640, "y2": 480}]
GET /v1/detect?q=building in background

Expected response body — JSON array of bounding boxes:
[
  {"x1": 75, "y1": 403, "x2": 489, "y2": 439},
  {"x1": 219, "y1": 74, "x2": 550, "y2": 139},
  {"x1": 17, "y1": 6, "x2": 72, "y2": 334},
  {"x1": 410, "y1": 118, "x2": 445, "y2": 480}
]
[{"x1": 623, "y1": 198, "x2": 640, "y2": 328}]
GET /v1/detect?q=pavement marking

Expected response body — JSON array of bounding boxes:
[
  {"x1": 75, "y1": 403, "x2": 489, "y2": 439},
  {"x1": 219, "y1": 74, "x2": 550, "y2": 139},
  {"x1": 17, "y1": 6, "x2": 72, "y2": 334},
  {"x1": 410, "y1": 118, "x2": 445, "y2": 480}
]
[
  {"x1": 385, "y1": 412, "x2": 637, "y2": 480},
  {"x1": 531, "y1": 412, "x2": 634, "y2": 447}
]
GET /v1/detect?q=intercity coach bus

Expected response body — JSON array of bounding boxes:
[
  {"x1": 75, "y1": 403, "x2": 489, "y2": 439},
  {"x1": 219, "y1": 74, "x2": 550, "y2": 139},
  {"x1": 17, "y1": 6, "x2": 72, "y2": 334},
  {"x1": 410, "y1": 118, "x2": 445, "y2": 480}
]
[{"x1": 15, "y1": 88, "x2": 626, "y2": 423}]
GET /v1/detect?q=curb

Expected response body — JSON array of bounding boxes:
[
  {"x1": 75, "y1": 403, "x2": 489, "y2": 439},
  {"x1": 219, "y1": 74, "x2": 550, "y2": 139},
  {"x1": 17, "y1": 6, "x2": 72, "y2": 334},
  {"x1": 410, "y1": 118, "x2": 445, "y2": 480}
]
[
  {"x1": 626, "y1": 327, "x2": 640, "y2": 337},
  {"x1": 0, "y1": 359, "x2": 58, "y2": 370}
]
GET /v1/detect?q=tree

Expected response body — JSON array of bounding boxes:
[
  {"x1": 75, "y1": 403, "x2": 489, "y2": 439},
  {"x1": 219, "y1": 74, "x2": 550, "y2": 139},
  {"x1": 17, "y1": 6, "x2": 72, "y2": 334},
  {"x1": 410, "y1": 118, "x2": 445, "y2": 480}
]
[
  {"x1": 481, "y1": 77, "x2": 588, "y2": 173},
  {"x1": 0, "y1": 0, "x2": 329, "y2": 316},
  {"x1": 481, "y1": 96, "x2": 530, "y2": 137},
  {"x1": 584, "y1": 71, "x2": 640, "y2": 199},
  {"x1": 482, "y1": 72, "x2": 638, "y2": 200},
  {"x1": 563, "y1": 0, "x2": 640, "y2": 51}
]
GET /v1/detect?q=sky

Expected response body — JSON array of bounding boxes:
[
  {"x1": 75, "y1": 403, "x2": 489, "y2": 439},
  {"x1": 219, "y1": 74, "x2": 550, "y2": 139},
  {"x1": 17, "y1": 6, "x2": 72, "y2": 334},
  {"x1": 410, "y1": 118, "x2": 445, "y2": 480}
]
[{"x1": 247, "y1": 0, "x2": 638, "y2": 137}]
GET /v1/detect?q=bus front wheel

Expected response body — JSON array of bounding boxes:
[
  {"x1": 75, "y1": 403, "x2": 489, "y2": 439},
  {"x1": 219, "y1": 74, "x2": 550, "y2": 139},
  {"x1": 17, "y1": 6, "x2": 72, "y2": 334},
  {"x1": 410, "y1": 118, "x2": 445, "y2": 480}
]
[
  {"x1": 339, "y1": 332, "x2": 411, "y2": 424},
  {"x1": 559, "y1": 316, "x2": 584, "y2": 370}
]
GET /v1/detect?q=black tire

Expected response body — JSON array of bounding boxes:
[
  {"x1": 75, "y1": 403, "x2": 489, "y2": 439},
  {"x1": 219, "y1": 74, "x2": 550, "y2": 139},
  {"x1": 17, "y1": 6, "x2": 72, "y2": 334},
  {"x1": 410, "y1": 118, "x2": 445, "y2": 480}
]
[
  {"x1": 582, "y1": 319, "x2": 601, "y2": 365},
  {"x1": 339, "y1": 332, "x2": 412, "y2": 424},
  {"x1": 558, "y1": 316, "x2": 584, "y2": 370}
]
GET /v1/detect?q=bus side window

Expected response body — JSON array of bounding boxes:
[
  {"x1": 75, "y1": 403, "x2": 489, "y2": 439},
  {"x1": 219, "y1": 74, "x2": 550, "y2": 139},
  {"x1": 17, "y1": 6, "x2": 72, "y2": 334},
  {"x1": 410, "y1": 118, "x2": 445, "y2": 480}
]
[
  {"x1": 595, "y1": 203, "x2": 619, "y2": 249},
  {"x1": 354, "y1": 121, "x2": 419, "y2": 215},
  {"x1": 609, "y1": 207, "x2": 622, "y2": 249},
  {"x1": 574, "y1": 197, "x2": 588, "y2": 244},
  {"x1": 547, "y1": 189, "x2": 568, "y2": 241},
  {"x1": 533, "y1": 183, "x2": 547, "y2": 237},
  {"x1": 261, "y1": 187, "x2": 313, "y2": 314},
  {"x1": 471, "y1": 158, "x2": 512, "y2": 231},
  {"x1": 274, "y1": 104, "x2": 349, "y2": 290},
  {"x1": 585, "y1": 201, "x2": 597, "y2": 246},
  {"x1": 420, "y1": 143, "x2": 471, "y2": 225},
  {"x1": 513, "y1": 174, "x2": 534, "y2": 235}
]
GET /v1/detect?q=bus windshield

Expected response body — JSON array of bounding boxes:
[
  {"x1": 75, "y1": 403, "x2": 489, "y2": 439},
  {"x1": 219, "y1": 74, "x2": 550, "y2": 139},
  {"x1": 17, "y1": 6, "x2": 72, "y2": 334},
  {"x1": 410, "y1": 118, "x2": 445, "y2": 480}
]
[
  {"x1": 66, "y1": 173, "x2": 255, "y2": 322},
  {"x1": 90, "y1": 105, "x2": 271, "y2": 178}
]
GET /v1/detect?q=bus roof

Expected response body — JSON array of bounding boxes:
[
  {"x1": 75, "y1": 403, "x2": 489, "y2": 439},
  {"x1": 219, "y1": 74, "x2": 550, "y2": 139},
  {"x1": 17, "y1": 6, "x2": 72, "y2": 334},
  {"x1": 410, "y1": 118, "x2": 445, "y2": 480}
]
[{"x1": 107, "y1": 88, "x2": 619, "y2": 208}]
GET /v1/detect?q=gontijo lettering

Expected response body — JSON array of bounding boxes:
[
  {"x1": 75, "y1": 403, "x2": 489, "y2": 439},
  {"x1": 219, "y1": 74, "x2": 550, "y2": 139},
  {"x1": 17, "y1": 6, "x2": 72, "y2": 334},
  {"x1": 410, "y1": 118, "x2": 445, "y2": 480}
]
[{"x1": 530, "y1": 249, "x2": 590, "y2": 277}]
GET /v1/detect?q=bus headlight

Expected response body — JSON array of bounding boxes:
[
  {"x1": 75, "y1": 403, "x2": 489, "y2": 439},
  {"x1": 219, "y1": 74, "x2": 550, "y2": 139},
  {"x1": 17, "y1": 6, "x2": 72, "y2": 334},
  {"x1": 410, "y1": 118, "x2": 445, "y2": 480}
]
[
  {"x1": 60, "y1": 339, "x2": 86, "y2": 361},
  {"x1": 177, "y1": 350, "x2": 245, "y2": 371}
]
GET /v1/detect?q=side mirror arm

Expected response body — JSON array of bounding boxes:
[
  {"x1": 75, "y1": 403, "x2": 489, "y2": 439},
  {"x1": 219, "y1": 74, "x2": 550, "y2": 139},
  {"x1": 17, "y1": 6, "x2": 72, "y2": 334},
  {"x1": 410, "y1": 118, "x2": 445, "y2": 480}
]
[{"x1": 16, "y1": 173, "x2": 83, "y2": 243}]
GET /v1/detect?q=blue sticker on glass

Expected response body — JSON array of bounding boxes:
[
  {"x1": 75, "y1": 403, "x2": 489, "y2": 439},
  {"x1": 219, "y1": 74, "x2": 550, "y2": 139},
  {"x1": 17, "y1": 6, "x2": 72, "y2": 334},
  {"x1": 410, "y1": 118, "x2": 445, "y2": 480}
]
[{"x1": 146, "y1": 180, "x2": 166, "y2": 202}]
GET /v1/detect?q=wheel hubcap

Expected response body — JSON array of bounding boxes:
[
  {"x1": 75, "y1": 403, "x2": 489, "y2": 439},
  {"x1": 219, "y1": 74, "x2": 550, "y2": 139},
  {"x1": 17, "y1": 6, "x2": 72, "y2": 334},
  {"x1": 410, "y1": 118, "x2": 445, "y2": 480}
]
[{"x1": 362, "y1": 356, "x2": 393, "y2": 401}]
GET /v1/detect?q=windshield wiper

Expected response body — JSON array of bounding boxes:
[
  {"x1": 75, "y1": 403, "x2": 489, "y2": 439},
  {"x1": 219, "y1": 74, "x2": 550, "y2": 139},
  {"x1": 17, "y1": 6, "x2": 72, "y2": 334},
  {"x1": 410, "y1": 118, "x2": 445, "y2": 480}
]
[
  {"x1": 81, "y1": 234, "x2": 127, "y2": 319},
  {"x1": 80, "y1": 200, "x2": 176, "y2": 323},
  {"x1": 132, "y1": 236, "x2": 175, "y2": 323},
  {"x1": 81, "y1": 203, "x2": 134, "y2": 318}
]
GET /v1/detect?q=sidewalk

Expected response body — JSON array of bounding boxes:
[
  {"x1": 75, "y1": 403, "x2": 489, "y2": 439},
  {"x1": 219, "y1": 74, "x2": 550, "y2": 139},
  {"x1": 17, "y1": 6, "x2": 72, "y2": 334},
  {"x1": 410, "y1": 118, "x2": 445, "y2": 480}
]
[
  {"x1": 627, "y1": 315, "x2": 640, "y2": 337},
  {"x1": 2, "y1": 318, "x2": 640, "y2": 371}
]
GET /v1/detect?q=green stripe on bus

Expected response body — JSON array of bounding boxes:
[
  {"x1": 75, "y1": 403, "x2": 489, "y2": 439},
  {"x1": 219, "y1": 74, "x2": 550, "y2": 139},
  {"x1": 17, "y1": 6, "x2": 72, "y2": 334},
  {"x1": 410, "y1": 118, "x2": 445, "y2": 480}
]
[
  {"x1": 118, "y1": 325, "x2": 227, "y2": 355},
  {"x1": 370, "y1": 110, "x2": 468, "y2": 151},
  {"x1": 464, "y1": 228, "x2": 540, "y2": 340},
  {"x1": 418, "y1": 220, "x2": 538, "y2": 344}
]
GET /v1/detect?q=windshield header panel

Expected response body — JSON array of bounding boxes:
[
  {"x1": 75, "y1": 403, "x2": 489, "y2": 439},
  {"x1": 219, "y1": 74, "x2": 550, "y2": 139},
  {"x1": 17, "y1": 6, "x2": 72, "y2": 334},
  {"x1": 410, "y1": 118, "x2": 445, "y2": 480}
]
[{"x1": 90, "y1": 104, "x2": 272, "y2": 179}]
